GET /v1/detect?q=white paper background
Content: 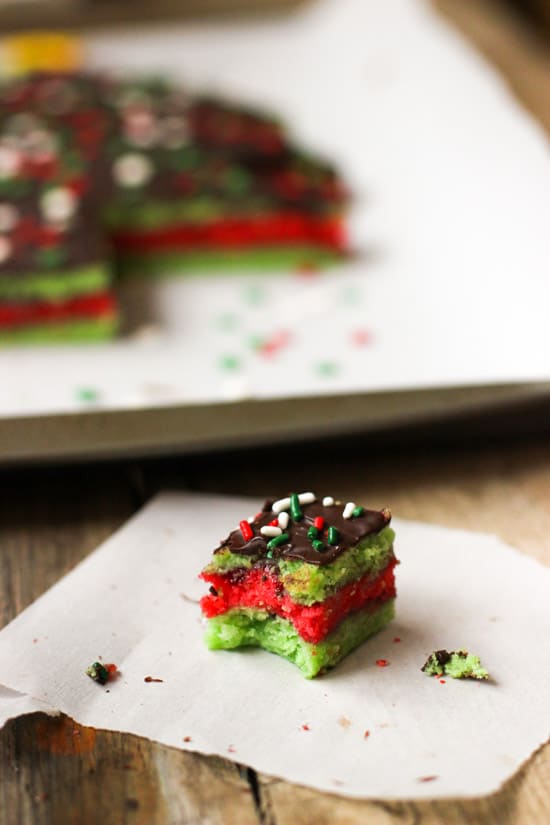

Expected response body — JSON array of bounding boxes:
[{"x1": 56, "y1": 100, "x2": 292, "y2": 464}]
[
  {"x1": 2, "y1": 0, "x2": 550, "y2": 417},
  {"x1": 0, "y1": 492, "x2": 548, "y2": 799}
]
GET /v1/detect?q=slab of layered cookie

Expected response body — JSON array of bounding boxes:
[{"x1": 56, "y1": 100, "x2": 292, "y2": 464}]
[
  {"x1": 201, "y1": 493, "x2": 397, "y2": 677},
  {"x1": 0, "y1": 67, "x2": 349, "y2": 341}
]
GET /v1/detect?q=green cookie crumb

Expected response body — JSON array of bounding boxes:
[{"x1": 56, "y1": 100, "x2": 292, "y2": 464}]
[{"x1": 422, "y1": 649, "x2": 489, "y2": 680}]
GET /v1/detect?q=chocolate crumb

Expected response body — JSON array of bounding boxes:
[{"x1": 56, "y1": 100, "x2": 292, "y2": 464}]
[{"x1": 208, "y1": 585, "x2": 218, "y2": 596}]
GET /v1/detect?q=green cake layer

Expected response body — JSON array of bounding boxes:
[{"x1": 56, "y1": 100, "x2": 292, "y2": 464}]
[
  {"x1": 206, "y1": 526, "x2": 395, "y2": 605},
  {"x1": 422, "y1": 650, "x2": 489, "y2": 680},
  {"x1": 0, "y1": 316, "x2": 117, "y2": 344},
  {"x1": 0, "y1": 263, "x2": 111, "y2": 302},
  {"x1": 117, "y1": 245, "x2": 343, "y2": 278},
  {"x1": 205, "y1": 598, "x2": 395, "y2": 678}
]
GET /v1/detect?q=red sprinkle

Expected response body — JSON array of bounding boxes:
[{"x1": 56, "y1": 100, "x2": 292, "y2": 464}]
[
  {"x1": 418, "y1": 775, "x2": 439, "y2": 783},
  {"x1": 227, "y1": 745, "x2": 236, "y2": 753},
  {"x1": 301, "y1": 724, "x2": 310, "y2": 731},
  {"x1": 269, "y1": 519, "x2": 279, "y2": 526},
  {"x1": 239, "y1": 520, "x2": 253, "y2": 541},
  {"x1": 314, "y1": 516, "x2": 325, "y2": 530},
  {"x1": 144, "y1": 676, "x2": 164, "y2": 683},
  {"x1": 439, "y1": 679, "x2": 446, "y2": 684},
  {"x1": 393, "y1": 637, "x2": 401, "y2": 643},
  {"x1": 351, "y1": 328, "x2": 373, "y2": 348},
  {"x1": 183, "y1": 736, "x2": 192, "y2": 743},
  {"x1": 363, "y1": 730, "x2": 370, "y2": 739},
  {"x1": 376, "y1": 659, "x2": 389, "y2": 667}
]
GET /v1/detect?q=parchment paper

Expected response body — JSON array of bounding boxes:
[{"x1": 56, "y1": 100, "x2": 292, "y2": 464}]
[{"x1": 0, "y1": 492, "x2": 548, "y2": 799}]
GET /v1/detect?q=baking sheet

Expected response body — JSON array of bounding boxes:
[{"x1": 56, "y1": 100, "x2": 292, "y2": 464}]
[
  {"x1": 2, "y1": 0, "x2": 550, "y2": 456},
  {"x1": 0, "y1": 491, "x2": 548, "y2": 799}
]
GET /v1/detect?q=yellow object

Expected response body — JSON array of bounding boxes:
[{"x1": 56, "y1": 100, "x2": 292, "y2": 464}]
[{"x1": 3, "y1": 32, "x2": 83, "y2": 75}]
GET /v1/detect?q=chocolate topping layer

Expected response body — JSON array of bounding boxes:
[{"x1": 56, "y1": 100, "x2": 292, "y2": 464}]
[{"x1": 215, "y1": 496, "x2": 391, "y2": 566}]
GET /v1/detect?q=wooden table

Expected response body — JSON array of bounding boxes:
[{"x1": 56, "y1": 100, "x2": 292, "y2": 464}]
[{"x1": 2, "y1": 1, "x2": 550, "y2": 822}]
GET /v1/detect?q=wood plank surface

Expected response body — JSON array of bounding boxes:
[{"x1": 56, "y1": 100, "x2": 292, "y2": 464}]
[{"x1": 1, "y1": 1, "x2": 550, "y2": 823}]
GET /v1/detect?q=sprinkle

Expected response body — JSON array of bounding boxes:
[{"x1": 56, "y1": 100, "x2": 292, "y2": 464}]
[
  {"x1": 247, "y1": 515, "x2": 255, "y2": 524},
  {"x1": 351, "y1": 328, "x2": 373, "y2": 348},
  {"x1": 272, "y1": 497, "x2": 291, "y2": 514},
  {"x1": 267, "y1": 532, "x2": 289, "y2": 550},
  {"x1": 316, "y1": 360, "x2": 339, "y2": 377},
  {"x1": 239, "y1": 520, "x2": 253, "y2": 541},
  {"x1": 113, "y1": 152, "x2": 153, "y2": 187},
  {"x1": 266, "y1": 550, "x2": 274, "y2": 559},
  {"x1": 278, "y1": 511, "x2": 289, "y2": 530},
  {"x1": 313, "y1": 516, "x2": 324, "y2": 530},
  {"x1": 301, "y1": 724, "x2": 310, "y2": 731},
  {"x1": 363, "y1": 730, "x2": 371, "y2": 739},
  {"x1": 76, "y1": 387, "x2": 99, "y2": 403},
  {"x1": 312, "y1": 540, "x2": 326, "y2": 553},
  {"x1": 439, "y1": 679, "x2": 446, "y2": 684},
  {"x1": 352, "y1": 505, "x2": 365, "y2": 517},
  {"x1": 393, "y1": 637, "x2": 401, "y2": 643},
  {"x1": 290, "y1": 493, "x2": 303, "y2": 521},
  {"x1": 322, "y1": 496, "x2": 334, "y2": 506},
  {"x1": 208, "y1": 586, "x2": 218, "y2": 597},
  {"x1": 418, "y1": 776, "x2": 439, "y2": 783},
  {"x1": 261, "y1": 525, "x2": 282, "y2": 537},
  {"x1": 183, "y1": 736, "x2": 192, "y2": 743},
  {"x1": 41, "y1": 186, "x2": 76, "y2": 223},
  {"x1": 328, "y1": 526, "x2": 340, "y2": 545},
  {"x1": 376, "y1": 659, "x2": 389, "y2": 667},
  {"x1": 0, "y1": 146, "x2": 21, "y2": 178},
  {"x1": 343, "y1": 502, "x2": 356, "y2": 519},
  {"x1": 144, "y1": 676, "x2": 164, "y2": 683},
  {"x1": 227, "y1": 745, "x2": 236, "y2": 753},
  {"x1": 298, "y1": 491, "x2": 316, "y2": 505},
  {"x1": 307, "y1": 526, "x2": 319, "y2": 540},
  {"x1": 269, "y1": 519, "x2": 279, "y2": 526},
  {"x1": 219, "y1": 354, "x2": 240, "y2": 371}
]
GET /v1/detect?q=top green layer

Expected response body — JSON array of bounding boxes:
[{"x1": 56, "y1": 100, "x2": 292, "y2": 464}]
[{"x1": 204, "y1": 525, "x2": 395, "y2": 605}]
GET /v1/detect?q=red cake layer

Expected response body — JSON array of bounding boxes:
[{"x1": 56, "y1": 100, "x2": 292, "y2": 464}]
[
  {"x1": 201, "y1": 559, "x2": 396, "y2": 644},
  {"x1": 0, "y1": 292, "x2": 116, "y2": 328},
  {"x1": 112, "y1": 213, "x2": 346, "y2": 253}
]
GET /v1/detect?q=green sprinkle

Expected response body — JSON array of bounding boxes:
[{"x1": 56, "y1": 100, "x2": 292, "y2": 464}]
[
  {"x1": 86, "y1": 662, "x2": 109, "y2": 685},
  {"x1": 352, "y1": 505, "x2": 365, "y2": 517},
  {"x1": 307, "y1": 526, "x2": 319, "y2": 540},
  {"x1": 316, "y1": 360, "x2": 339, "y2": 378},
  {"x1": 216, "y1": 313, "x2": 238, "y2": 332},
  {"x1": 267, "y1": 532, "x2": 289, "y2": 550},
  {"x1": 290, "y1": 493, "x2": 303, "y2": 521},
  {"x1": 219, "y1": 354, "x2": 240, "y2": 371},
  {"x1": 76, "y1": 387, "x2": 99, "y2": 403},
  {"x1": 327, "y1": 526, "x2": 340, "y2": 545},
  {"x1": 266, "y1": 550, "x2": 274, "y2": 559},
  {"x1": 312, "y1": 540, "x2": 326, "y2": 553}
]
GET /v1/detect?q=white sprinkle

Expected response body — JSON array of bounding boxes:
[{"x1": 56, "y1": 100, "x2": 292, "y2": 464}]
[
  {"x1": 343, "y1": 502, "x2": 356, "y2": 519},
  {"x1": 41, "y1": 187, "x2": 76, "y2": 223},
  {"x1": 272, "y1": 497, "x2": 291, "y2": 514},
  {"x1": 0, "y1": 203, "x2": 18, "y2": 232},
  {"x1": 261, "y1": 526, "x2": 282, "y2": 537},
  {"x1": 247, "y1": 516, "x2": 255, "y2": 524},
  {"x1": 298, "y1": 492, "x2": 315, "y2": 505},
  {"x1": 322, "y1": 496, "x2": 334, "y2": 507},
  {"x1": 277, "y1": 512, "x2": 289, "y2": 530},
  {"x1": 0, "y1": 146, "x2": 21, "y2": 179},
  {"x1": 0, "y1": 235, "x2": 12, "y2": 263},
  {"x1": 113, "y1": 152, "x2": 153, "y2": 188}
]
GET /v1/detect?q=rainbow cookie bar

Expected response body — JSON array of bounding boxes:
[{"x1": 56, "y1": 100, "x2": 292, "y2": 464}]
[{"x1": 201, "y1": 493, "x2": 397, "y2": 678}]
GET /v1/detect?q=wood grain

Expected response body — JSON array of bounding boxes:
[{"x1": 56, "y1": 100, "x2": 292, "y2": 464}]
[{"x1": 2, "y1": 1, "x2": 550, "y2": 822}]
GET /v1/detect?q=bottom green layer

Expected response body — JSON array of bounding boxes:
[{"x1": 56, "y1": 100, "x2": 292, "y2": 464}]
[
  {"x1": 117, "y1": 245, "x2": 343, "y2": 278},
  {"x1": 0, "y1": 316, "x2": 118, "y2": 345},
  {"x1": 204, "y1": 599, "x2": 395, "y2": 678}
]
